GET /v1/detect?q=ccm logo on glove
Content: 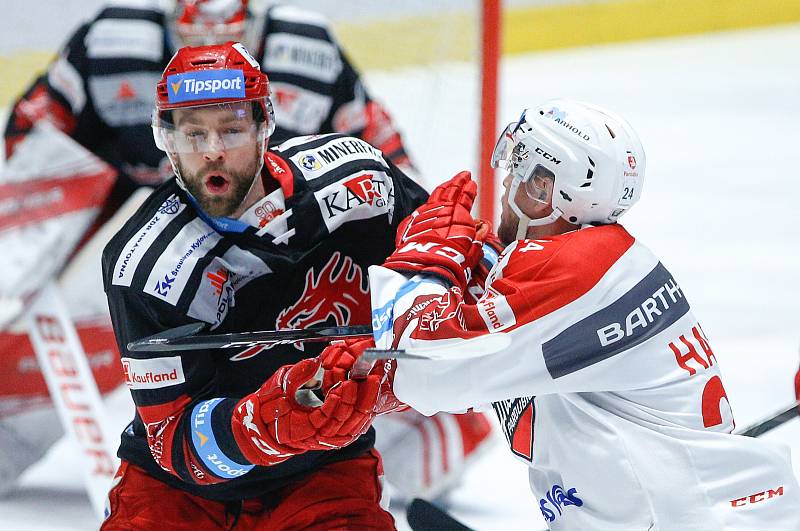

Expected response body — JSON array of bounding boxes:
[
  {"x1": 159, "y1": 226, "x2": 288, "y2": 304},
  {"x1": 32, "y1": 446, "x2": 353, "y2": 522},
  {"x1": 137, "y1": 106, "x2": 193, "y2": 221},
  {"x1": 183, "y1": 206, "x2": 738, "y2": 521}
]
[{"x1": 395, "y1": 242, "x2": 466, "y2": 265}]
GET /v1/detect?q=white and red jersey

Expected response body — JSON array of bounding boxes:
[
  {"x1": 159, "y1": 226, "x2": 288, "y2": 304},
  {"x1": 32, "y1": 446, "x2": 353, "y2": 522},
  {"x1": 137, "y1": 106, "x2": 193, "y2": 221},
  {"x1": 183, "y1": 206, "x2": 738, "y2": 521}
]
[{"x1": 369, "y1": 224, "x2": 800, "y2": 530}]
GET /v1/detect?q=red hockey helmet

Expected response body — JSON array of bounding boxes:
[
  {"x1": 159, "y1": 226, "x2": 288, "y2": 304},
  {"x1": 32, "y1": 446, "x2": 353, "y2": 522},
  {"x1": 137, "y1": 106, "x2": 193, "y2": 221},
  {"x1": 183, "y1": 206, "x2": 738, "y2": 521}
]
[
  {"x1": 152, "y1": 41, "x2": 275, "y2": 155},
  {"x1": 173, "y1": 0, "x2": 249, "y2": 46}
]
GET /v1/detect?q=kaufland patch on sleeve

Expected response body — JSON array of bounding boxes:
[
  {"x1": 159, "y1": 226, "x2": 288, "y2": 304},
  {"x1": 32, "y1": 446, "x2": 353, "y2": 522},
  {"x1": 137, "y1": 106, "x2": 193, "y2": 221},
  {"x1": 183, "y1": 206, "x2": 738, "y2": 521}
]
[{"x1": 166, "y1": 69, "x2": 246, "y2": 104}]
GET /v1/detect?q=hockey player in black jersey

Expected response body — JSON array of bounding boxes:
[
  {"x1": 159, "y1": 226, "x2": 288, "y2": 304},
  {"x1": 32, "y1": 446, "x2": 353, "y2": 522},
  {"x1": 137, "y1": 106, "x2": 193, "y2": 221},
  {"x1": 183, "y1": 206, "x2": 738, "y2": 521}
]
[
  {"x1": 2, "y1": 0, "x2": 499, "y2": 502},
  {"x1": 99, "y1": 41, "x2": 426, "y2": 529}
]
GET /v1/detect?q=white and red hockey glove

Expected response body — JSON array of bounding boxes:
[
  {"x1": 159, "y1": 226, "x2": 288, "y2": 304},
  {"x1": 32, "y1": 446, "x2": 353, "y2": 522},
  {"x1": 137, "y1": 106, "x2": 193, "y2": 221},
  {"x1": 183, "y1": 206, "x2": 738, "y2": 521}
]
[
  {"x1": 383, "y1": 171, "x2": 488, "y2": 290},
  {"x1": 231, "y1": 358, "x2": 380, "y2": 467},
  {"x1": 320, "y1": 338, "x2": 407, "y2": 416}
]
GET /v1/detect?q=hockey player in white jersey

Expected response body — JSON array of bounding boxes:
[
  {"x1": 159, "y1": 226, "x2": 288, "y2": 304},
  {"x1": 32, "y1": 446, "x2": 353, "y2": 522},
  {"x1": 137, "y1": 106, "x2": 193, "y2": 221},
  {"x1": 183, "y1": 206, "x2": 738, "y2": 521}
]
[{"x1": 321, "y1": 100, "x2": 800, "y2": 529}]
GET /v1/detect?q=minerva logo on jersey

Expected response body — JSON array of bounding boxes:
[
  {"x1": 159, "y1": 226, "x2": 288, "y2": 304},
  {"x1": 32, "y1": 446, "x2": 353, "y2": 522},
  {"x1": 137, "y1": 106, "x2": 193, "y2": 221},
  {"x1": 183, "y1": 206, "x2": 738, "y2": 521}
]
[{"x1": 166, "y1": 69, "x2": 245, "y2": 104}]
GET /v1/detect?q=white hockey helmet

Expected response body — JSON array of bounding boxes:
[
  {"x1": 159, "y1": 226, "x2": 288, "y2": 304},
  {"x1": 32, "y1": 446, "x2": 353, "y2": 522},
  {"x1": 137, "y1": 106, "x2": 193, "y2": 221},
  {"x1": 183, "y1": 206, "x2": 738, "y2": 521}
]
[{"x1": 492, "y1": 99, "x2": 645, "y2": 230}]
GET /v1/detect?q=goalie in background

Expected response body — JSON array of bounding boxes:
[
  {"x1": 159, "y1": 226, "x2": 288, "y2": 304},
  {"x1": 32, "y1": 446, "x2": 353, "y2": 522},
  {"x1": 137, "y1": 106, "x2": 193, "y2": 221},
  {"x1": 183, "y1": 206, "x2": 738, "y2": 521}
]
[
  {"x1": 1, "y1": 0, "x2": 494, "y2": 504},
  {"x1": 321, "y1": 100, "x2": 800, "y2": 529}
]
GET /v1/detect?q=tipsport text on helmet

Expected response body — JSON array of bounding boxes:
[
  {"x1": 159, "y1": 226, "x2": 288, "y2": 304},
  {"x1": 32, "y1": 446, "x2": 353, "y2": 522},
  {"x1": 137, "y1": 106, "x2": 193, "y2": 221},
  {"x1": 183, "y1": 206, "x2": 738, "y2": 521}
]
[{"x1": 168, "y1": 70, "x2": 245, "y2": 103}]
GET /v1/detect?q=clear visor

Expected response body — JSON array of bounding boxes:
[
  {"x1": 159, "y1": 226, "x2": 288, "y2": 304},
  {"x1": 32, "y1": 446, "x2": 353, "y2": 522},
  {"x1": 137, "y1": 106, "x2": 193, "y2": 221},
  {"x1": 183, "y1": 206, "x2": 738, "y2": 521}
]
[
  {"x1": 153, "y1": 98, "x2": 274, "y2": 154},
  {"x1": 491, "y1": 119, "x2": 538, "y2": 186},
  {"x1": 491, "y1": 120, "x2": 520, "y2": 173}
]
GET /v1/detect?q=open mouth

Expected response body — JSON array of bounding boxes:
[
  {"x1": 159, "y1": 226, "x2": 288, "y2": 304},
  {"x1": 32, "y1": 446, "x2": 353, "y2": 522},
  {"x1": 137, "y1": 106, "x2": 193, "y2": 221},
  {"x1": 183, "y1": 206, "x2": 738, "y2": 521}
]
[{"x1": 204, "y1": 174, "x2": 231, "y2": 195}]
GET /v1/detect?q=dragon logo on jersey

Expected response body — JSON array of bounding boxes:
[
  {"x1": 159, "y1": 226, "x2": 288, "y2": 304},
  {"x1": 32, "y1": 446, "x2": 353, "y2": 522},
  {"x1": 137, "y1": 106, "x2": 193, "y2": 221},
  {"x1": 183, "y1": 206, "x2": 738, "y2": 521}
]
[
  {"x1": 229, "y1": 252, "x2": 369, "y2": 361},
  {"x1": 277, "y1": 252, "x2": 369, "y2": 330}
]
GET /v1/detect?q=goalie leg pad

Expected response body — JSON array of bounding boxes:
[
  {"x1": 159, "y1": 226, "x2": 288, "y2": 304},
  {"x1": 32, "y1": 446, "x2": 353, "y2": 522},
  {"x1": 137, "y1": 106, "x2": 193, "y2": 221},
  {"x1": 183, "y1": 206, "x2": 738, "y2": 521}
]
[{"x1": 374, "y1": 409, "x2": 494, "y2": 500}]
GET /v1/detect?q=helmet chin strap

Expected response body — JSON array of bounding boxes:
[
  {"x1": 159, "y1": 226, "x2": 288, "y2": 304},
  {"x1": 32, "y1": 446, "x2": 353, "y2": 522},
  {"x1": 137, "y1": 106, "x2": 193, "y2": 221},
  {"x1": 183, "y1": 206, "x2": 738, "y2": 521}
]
[{"x1": 509, "y1": 177, "x2": 563, "y2": 240}]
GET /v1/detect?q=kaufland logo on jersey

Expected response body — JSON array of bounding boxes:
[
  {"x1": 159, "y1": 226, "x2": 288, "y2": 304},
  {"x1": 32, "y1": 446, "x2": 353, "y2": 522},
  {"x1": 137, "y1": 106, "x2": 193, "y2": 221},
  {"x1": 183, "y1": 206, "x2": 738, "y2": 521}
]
[
  {"x1": 477, "y1": 287, "x2": 516, "y2": 331},
  {"x1": 167, "y1": 69, "x2": 245, "y2": 104},
  {"x1": 121, "y1": 356, "x2": 186, "y2": 390}
]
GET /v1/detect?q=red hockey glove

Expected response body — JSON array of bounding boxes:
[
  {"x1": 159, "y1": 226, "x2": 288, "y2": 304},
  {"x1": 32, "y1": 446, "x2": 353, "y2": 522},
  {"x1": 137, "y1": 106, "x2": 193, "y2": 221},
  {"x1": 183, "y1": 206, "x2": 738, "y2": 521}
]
[
  {"x1": 320, "y1": 338, "x2": 407, "y2": 416},
  {"x1": 232, "y1": 358, "x2": 380, "y2": 467},
  {"x1": 384, "y1": 171, "x2": 486, "y2": 290}
]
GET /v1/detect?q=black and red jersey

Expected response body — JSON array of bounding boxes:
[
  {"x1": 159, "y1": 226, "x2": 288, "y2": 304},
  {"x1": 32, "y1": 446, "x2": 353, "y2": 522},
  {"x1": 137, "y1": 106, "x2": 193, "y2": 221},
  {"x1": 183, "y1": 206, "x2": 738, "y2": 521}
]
[{"x1": 101, "y1": 133, "x2": 427, "y2": 501}]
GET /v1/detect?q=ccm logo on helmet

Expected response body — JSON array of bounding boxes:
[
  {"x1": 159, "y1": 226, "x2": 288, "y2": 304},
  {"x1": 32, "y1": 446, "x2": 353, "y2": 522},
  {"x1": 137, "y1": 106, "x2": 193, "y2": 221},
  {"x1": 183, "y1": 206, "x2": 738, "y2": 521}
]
[
  {"x1": 167, "y1": 69, "x2": 245, "y2": 103},
  {"x1": 534, "y1": 146, "x2": 561, "y2": 164}
]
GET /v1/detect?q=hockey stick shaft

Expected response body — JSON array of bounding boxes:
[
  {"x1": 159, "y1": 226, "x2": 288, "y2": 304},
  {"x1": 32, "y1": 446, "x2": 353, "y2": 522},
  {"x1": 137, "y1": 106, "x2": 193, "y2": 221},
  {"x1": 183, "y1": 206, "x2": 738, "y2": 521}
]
[
  {"x1": 735, "y1": 399, "x2": 800, "y2": 438},
  {"x1": 350, "y1": 333, "x2": 512, "y2": 378},
  {"x1": 128, "y1": 323, "x2": 374, "y2": 352},
  {"x1": 406, "y1": 498, "x2": 474, "y2": 531},
  {"x1": 361, "y1": 333, "x2": 512, "y2": 362}
]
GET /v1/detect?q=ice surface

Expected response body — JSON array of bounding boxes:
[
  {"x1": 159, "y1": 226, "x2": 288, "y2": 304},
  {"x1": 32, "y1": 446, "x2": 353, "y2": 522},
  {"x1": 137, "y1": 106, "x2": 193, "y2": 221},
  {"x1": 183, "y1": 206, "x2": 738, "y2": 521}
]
[{"x1": 1, "y1": 24, "x2": 799, "y2": 530}]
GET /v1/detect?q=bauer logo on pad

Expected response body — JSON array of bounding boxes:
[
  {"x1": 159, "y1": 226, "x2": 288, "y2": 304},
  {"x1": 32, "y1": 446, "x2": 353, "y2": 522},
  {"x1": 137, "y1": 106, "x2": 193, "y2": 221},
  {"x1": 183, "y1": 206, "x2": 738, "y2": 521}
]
[{"x1": 167, "y1": 69, "x2": 245, "y2": 103}]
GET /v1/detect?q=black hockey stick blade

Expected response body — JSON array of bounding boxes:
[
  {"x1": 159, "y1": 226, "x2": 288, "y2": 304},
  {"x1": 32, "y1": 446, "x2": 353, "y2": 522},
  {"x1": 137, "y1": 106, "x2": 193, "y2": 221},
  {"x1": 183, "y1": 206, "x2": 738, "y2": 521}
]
[
  {"x1": 127, "y1": 323, "x2": 373, "y2": 352},
  {"x1": 736, "y1": 399, "x2": 800, "y2": 438},
  {"x1": 406, "y1": 498, "x2": 473, "y2": 531}
]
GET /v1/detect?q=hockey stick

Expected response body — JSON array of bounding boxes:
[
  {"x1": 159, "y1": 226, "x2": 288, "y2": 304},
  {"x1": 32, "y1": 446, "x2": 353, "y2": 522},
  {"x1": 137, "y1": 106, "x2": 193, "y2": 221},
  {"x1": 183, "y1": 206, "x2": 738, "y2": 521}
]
[
  {"x1": 360, "y1": 333, "x2": 512, "y2": 363},
  {"x1": 349, "y1": 334, "x2": 512, "y2": 378},
  {"x1": 127, "y1": 323, "x2": 374, "y2": 352},
  {"x1": 406, "y1": 498, "x2": 474, "y2": 531},
  {"x1": 735, "y1": 399, "x2": 800, "y2": 438}
]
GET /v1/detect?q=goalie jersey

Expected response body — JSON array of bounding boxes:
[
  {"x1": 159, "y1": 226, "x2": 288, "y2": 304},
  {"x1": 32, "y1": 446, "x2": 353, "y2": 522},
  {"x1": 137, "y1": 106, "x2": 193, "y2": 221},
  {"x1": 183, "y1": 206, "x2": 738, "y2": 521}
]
[
  {"x1": 370, "y1": 224, "x2": 800, "y2": 530},
  {"x1": 101, "y1": 134, "x2": 426, "y2": 501}
]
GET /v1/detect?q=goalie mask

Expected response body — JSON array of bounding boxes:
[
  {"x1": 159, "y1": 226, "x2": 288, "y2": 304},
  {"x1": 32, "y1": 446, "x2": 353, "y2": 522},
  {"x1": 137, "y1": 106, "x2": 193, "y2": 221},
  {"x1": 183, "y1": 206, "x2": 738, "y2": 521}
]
[
  {"x1": 491, "y1": 99, "x2": 646, "y2": 237},
  {"x1": 172, "y1": 0, "x2": 249, "y2": 47},
  {"x1": 153, "y1": 41, "x2": 275, "y2": 212}
]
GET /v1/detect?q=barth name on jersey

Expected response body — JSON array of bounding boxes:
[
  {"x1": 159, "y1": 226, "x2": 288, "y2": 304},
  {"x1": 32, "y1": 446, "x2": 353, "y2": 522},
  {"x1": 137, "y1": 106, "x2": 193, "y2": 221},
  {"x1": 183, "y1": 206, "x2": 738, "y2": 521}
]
[
  {"x1": 369, "y1": 225, "x2": 800, "y2": 529},
  {"x1": 101, "y1": 134, "x2": 427, "y2": 501}
]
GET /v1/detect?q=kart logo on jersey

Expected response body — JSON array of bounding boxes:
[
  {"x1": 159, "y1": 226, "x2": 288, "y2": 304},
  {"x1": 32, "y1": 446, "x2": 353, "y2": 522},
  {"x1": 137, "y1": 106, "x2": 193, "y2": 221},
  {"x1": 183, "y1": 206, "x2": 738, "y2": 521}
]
[
  {"x1": 476, "y1": 287, "x2": 516, "y2": 332},
  {"x1": 290, "y1": 136, "x2": 387, "y2": 181},
  {"x1": 230, "y1": 253, "x2": 368, "y2": 361},
  {"x1": 492, "y1": 396, "x2": 535, "y2": 462},
  {"x1": 315, "y1": 171, "x2": 395, "y2": 232},
  {"x1": 167, "y1": 69, "x2": 245, "y2": 103},
  {"x1": 539, "y1": 484, "x2": 584, "y2": 523},
  {"x1": 121, "y1": 356, "x2": 186, "y2": 390}
]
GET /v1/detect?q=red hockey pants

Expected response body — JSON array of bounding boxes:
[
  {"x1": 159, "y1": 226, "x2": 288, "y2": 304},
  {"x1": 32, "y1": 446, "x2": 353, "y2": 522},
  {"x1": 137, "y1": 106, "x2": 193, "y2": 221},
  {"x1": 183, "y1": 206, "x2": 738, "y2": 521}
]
[{"x1": 101, "y1": 449, "x2": 395, "y2": 530}]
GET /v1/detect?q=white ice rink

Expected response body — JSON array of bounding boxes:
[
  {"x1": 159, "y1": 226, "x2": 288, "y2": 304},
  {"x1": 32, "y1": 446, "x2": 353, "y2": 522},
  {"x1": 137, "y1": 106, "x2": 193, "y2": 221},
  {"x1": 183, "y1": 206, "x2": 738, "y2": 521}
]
[{"x1": 2, "y1": 23, "x2": 800, "y2": 530}]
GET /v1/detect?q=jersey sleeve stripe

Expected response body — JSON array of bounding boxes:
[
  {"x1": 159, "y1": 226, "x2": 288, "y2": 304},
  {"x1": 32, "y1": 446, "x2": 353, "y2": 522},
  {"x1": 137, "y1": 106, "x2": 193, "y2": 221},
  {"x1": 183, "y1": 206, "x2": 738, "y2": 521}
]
[{"x1": 542, "y1": 261, "x2": 690, "y2": 379}]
